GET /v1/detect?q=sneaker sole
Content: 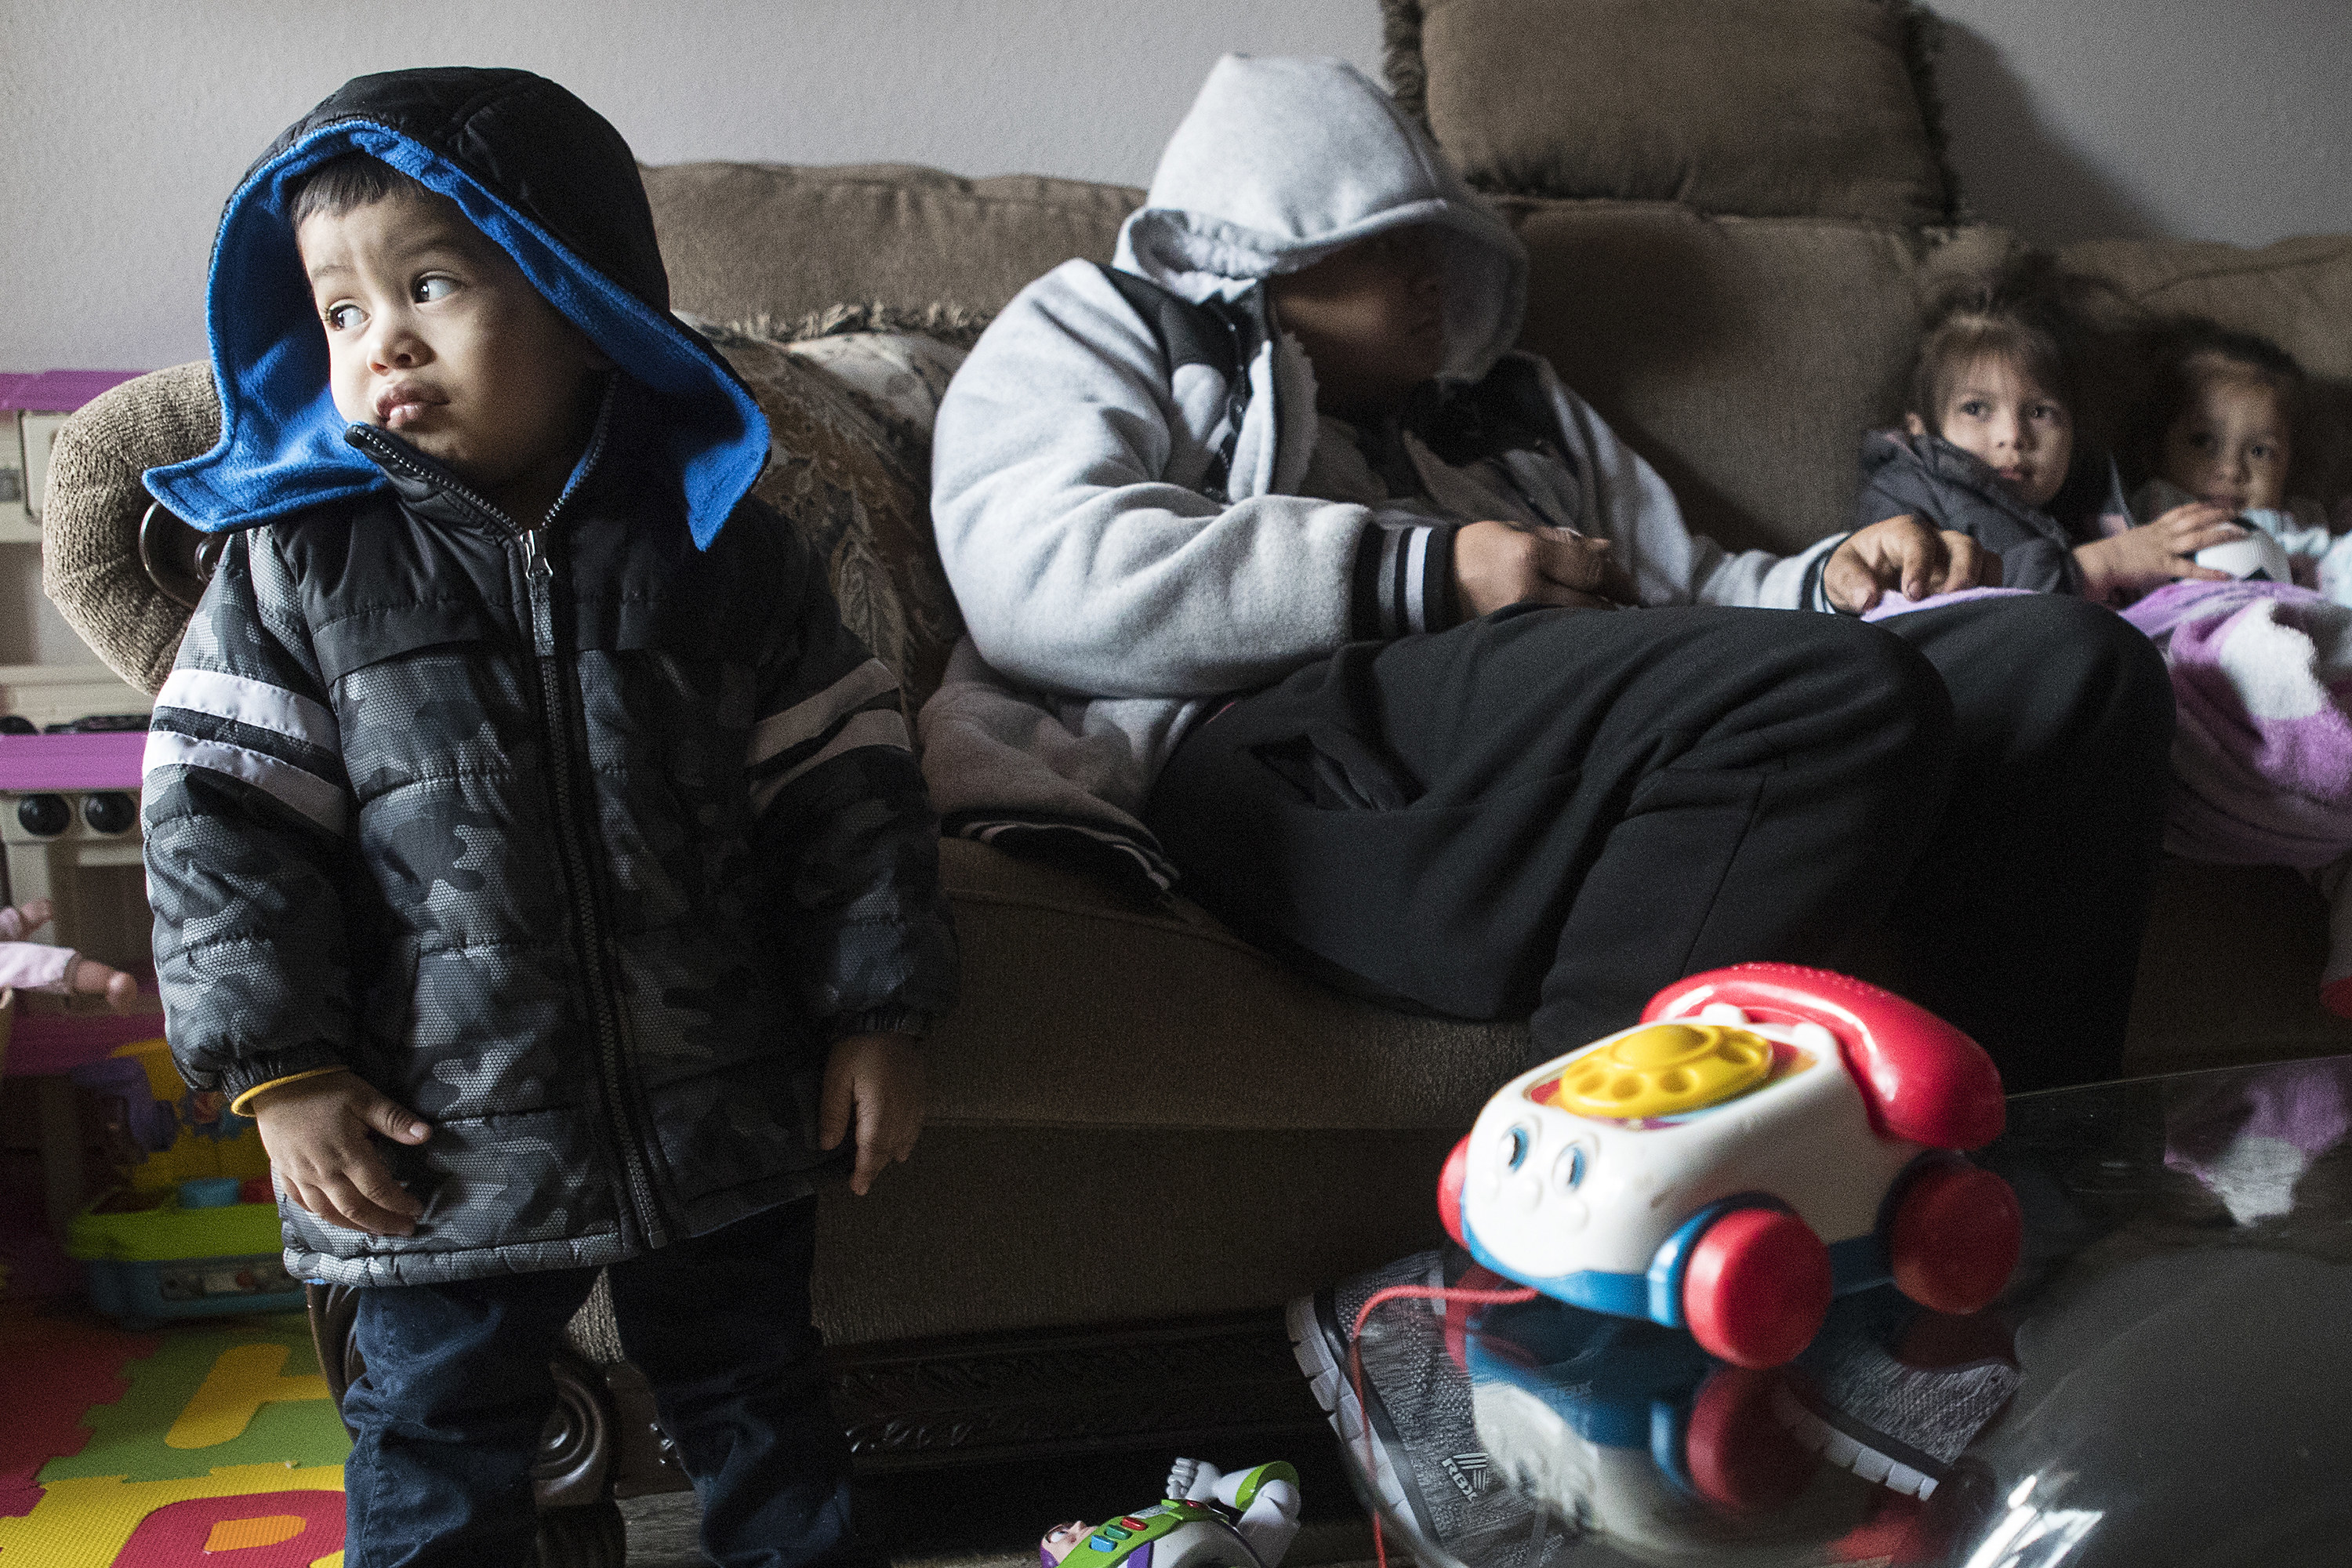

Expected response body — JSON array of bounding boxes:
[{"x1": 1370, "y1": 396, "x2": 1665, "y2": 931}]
[
  {"x1": 1769, "y1": 1379, "x2": 1942, "y2": 1499},
  {"x1": 1284, "y1": 1288, "x2": 1442, "y2": 1540}
]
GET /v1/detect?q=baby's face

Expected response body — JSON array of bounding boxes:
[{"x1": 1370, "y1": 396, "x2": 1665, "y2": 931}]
[
  {"x1": 1919, "y1": 352, "x2": 2074, "y2": 510},
  {"x1": 1266, "y1": 226, "x2": 1446, "y2": 418},
  {"x1": 297, "y1": 185, "x2": 608, "y2": 522},
  {"x1": 2161, "y1": 365, "x2": 2290, "y2": 514}
]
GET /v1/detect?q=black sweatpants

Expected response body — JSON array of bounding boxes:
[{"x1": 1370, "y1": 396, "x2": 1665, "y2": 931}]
[{"x1": 1144, "y1": 595, "x2": 2172, "y2": 1093}]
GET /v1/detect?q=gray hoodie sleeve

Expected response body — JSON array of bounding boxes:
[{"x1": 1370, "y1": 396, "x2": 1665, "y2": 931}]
[{"x1": 932, "y1": 261, "x2": 1423, "y2": 699}]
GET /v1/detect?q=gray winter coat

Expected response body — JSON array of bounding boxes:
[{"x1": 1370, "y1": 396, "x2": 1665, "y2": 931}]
[{"x1": 1854, "y1": 429, "x2": 2092, "y2": 596}]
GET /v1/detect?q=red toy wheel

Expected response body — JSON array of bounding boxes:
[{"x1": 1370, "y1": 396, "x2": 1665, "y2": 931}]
[
  {"x1": 1437, "y1": 1135, "x2": 1471, "y2": 1249},
  {"x1": 1682, "y1": 1208, "x2": 1832, "y2": 1369},
  {"x1": 1684, "y1": 1367, "x2": 1816, "y2": 1514},
  {"x1": 1888, "y1": 1163, "x2": 2022, "y2": 1315}
]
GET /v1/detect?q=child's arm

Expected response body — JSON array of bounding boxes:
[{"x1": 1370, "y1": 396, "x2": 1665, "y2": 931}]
[
  {"x1": 2073, "y1": 501, "x2": 2243, "y2": 602},
  {"x1": 818, "y1": 1033, "x2": 924, "y2": 1196},
  {"x1": 742, "y1": 510, "x2": 960, "y2": 1190},
  {"x1": 143, "y1": 532, "x2": 365, "y2": 1138},
  {"x1": 245, "y1": 1069, "x2": 430, "y2": 1235}
]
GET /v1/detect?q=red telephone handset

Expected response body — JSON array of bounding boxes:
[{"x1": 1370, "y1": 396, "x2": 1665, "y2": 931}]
[{"x1": 1642, "y1": 963, "x2": 2005, "y2": 1150}]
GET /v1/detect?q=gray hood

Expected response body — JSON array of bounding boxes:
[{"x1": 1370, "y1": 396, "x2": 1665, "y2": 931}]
[{"x1": 1113, "y1": 54, "x2": 1528, "y2": 384}]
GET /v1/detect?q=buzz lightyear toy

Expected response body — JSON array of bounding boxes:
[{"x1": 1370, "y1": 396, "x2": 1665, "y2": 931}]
[{"x1": 1040, "y1": 1458, "x2": 1301, "y2": 1568}]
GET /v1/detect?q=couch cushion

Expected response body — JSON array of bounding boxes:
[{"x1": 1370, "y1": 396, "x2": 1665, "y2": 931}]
[
  {"x1": 1509, "y1": 199, "x2": 2016, "y2": 553},
  {"x1": 1390, "y1": 0, "x2": 1955, "y2": 227},
  {"x1": 644, "y1": 162, "x2": 1142, "y2": 327},
  {"x1": 928, "y1": 837, "x2": 1530, "y2": 1135},
  {"x1": 2061, "y1": 233, "x2": 2352, "y2": 504}
]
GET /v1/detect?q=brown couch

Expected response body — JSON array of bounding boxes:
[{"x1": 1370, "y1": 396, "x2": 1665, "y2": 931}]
[{"x1": 39, "y1": 5, "x2": 2352, "y2": 1555}]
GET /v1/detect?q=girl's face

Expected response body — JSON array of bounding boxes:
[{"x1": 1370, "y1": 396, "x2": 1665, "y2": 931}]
[
  {"x1": 1910, "y1": 352, "x2": 2074, "y2": 510},
  {"x1": 2161, "y1": 364, "x2": 2292, "y2": 514}
]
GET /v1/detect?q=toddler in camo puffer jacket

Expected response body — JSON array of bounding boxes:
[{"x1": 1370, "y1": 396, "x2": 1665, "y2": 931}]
[{"x1": 139, "y1": 67, "x2": 956, "y2": 1568}]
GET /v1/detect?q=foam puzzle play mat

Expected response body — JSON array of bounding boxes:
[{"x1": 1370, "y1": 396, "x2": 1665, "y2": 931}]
[{"x1": 0, "y1": 1301, "x2": 350, "y2": 1566}]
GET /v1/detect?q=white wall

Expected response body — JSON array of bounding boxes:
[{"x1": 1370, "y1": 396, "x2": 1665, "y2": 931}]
[
  {"x1": 7, "y1": 0, "x2": 2340, "y2": 668},
  {"x1": 1929, "y1": 0, "x2": 2352, "y2": 246},
  {"x1": 5, "y1": 0, "x2": 2349, "y2": 372}
]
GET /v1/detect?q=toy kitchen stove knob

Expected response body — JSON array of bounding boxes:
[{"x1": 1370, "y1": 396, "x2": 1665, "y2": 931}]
[
  {"x1": 1441, "y1": 964, "x2": 2022, "y2": 1367},
  {"x1": 16, "y1": 792, "x2": 69, "y2": 837},
  {"x1": 82, "y1": 790, "x2": 137, "y2": 835}
]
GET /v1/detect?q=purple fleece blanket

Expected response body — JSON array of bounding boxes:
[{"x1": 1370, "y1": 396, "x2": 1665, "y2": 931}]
[
  {"x1": 2121, "y1": 580, "x2": 2352, "y2": 869},
  {"x1": 1866, "y1": 582, "x2": 2352, "y2": 868}
]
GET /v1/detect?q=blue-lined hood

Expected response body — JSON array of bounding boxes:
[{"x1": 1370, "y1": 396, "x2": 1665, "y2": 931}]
[{"x1": 146, "y1": 67, "x2": 766, "y2": 550}]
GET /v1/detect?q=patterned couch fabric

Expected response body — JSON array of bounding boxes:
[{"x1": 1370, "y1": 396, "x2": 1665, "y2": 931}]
[
  {"x1": 684, "y1": 319, "x2": 971, "y2": 713},
  {"x1": 43, "y1": 326, "x2": 974, "y2": 716}
]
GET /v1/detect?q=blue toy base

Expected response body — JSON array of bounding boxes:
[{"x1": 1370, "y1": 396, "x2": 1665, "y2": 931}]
[{"x1": 81, "y1": 1250, "x2": 307, "y2": 1327}]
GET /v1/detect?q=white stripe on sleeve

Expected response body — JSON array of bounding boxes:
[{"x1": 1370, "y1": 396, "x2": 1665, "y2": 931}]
[
  {"x1": 143, "y1": 731, "x2": 350, "y2": 837},
  {"x1": 1403, "y1": 527, "x2": 1432, "y2": 635},
  {"x1": 746, "y1": 659, "x2": 900, "y2": 772},
  {"x1": 749, "y1": 708, "x2": 911, "y2": 815},
  {"x1": 154, "y1": 668, "x2": 341, "y2": 755}
]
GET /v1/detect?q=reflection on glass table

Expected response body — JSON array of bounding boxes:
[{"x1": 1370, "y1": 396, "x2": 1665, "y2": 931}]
[{"x1": 1330, "y1": 1054, "x2": 2352, "y2": 1566}]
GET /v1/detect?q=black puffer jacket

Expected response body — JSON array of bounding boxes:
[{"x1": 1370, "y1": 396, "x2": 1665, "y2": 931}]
[
  {"x1": 141, "y1": 69, "x2": 958, "y2": 1287},
  {"x1": 1854, "y1": 429, "x2": 2091, "y2": 596}
]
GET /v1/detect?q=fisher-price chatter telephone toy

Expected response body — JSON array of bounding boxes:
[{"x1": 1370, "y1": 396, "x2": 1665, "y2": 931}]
[{"x1": 1439, "y1": 964, "x2": 2023, "y2": 1368}]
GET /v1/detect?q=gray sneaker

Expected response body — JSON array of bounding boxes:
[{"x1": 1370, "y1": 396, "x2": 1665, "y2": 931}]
[{"x1": 1286, "y1": 1250, "x2": 1559, "y2": 1561}]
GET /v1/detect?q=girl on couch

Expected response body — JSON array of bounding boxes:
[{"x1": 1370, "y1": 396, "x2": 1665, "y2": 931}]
[
  {"x1": 1854, "y1": 259, "x2": 2249, "y2": 604},
  {"x1": 2128, "y1": 321, "x2": 2352, "y2": 599},
  {"x1": 1863, "y1": 264, "x2": 2352, "y2": 1016}
]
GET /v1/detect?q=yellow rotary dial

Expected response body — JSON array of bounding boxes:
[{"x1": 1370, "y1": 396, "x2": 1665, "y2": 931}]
[{"x1": 1555, "y1": 1022, "x2": 1774, "y2": 1119}]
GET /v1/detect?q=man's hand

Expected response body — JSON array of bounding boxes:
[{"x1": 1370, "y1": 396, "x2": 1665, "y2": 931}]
[
  {"x1": 2071, "y1": 502, "x2": 2243, "y2": 603},
  {"x1": 1826, "y1": 515, "x2": 2001, "y2": 614},
  {"x1": 818, "y1": 1033, "x2": 925, "y2": 1196},
  {"x1": 247, "y1": 1070, "x2": 430, "y2": 1236},
  {"x1": 1453, "y1": 520, "x2": 1640, "y2": 619}
]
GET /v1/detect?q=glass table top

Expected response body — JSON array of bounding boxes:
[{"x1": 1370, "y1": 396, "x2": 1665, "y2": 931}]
[{"x1": 1332, "y1": 1054, "x2": 2352, "y2": 1567}]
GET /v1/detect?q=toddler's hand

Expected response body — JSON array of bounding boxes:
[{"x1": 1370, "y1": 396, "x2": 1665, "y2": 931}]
[
  {"x1": 2072, "y1": 503, "x2": 2241, "y2": 601},
  {"x1": 819, "y1": 1033, "x2": 924, "y2": 1196},
  {"x1": 248, "y1": 1070, "x2": 430, "y2": 1236},
  {"x1": 1828, "y1": 515, "x2": 2001, "y2": 613},
  {"x1": 1454, "y1": 520, "x2": 1639, "y2": 617}
]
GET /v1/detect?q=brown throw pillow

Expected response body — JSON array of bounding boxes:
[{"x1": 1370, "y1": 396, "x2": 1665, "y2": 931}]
[
  {"x1": 689, "y1": 319, "x2": 970, "y2": 711},
  {"x1": 645, "y1": 162, "x2": 1140, "y2": 328},
  {"x1": 41, "y1": 324, "x2": 969, "y2": 710},
  {"x1": 1508, "y1": 198, "x2": 2016, "y2": 554},
  {"x1": 1388, "y1": 0, "x2": 1956, "y2": 227}
]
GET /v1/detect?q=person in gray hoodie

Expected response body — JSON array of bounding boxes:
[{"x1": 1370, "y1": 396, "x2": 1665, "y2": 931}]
[{"x1": 924, "y1": 55, "x2": 2172, "y2": 1093}]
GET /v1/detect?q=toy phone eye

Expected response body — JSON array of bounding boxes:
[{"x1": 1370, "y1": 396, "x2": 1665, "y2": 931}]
[
  {"x1": 1502, "y1": 1123, "x2": 1532, "y2": 1173},
  {"x1": 1552, "y1": 1144, "x2": 1585, "y2": 1189}
]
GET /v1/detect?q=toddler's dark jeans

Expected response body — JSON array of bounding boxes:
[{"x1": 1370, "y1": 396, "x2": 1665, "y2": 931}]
[{"x1": 340, "y1": 1197, "x2": 873, "y2": 1568}]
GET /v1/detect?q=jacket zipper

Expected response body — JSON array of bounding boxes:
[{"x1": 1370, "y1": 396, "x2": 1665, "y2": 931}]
[{"x1": 349, "y1": 423, "x2": 668, "y2": 1250}]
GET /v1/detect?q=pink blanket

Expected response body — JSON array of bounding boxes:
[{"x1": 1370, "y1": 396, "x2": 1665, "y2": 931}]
[{"x1": 2121, "y1": 580, "x2": 2352, "y2": 869}]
